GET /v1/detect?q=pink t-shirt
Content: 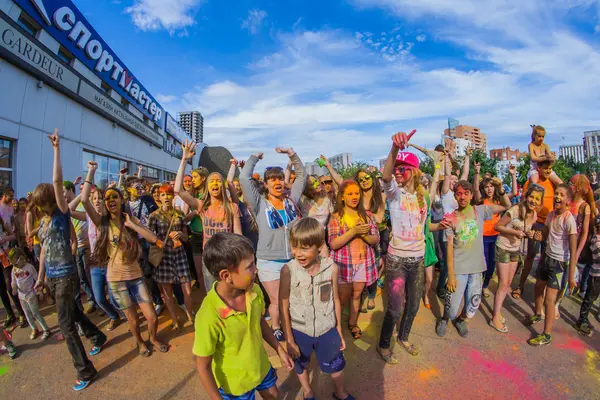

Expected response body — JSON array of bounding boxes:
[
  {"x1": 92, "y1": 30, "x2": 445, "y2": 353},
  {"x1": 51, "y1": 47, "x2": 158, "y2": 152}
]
[{"x1": 201, "y1": 203, "x2": 240, "y2": 247}]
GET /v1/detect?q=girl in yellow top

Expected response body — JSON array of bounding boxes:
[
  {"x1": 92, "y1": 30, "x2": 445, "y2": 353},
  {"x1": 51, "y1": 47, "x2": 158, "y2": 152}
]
[{"x1": 82, "y1": 161, "x2": 169, "y2": 357}]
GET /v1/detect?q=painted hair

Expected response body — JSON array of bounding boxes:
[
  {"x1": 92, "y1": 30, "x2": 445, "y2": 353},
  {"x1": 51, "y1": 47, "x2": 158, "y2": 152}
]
[
  {"x1": 353, "y1": 168, "x2": 385, "y2": 214},
  {"x1": 334, "y1": 180, "x2": 369, "y2": 223},
  {"x1": 519, "y1": 184, "x2": 545, "y2": 221},
  {"x1": 530, "y1": 125, "x2": 546, "y2": 143},
  {"x1": 91, "y1": 188, "x2": 139, "y2": 266},
  {"x1": 303, "y1": 175, "x2": 321, "y2": 200},
  {"x1": 30, "y1": 183, "x2": 57, "y2": 216},
  {"x1": 158, "y1": 183, "x2": 174, "y2": 196}
]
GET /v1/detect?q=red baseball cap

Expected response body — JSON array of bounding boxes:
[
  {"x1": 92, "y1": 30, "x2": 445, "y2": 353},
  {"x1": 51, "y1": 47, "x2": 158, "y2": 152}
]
[{"x1": 395, "y1": 152, "x2": 420, "y2": 169}]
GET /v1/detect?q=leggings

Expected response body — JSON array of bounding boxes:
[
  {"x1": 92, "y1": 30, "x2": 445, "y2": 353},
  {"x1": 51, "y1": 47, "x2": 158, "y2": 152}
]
[
  {"x1": 435, "y1": 237, "x2": 448, "y2": 295},
  {"x1": 444, "y1": 273, "x2": 483, "y2": 320},
  {"x1": 482, "y1": 235, "x2": 498, "y2": 289},
  {"x1": 578, "y1": 276, "x2": 600, "y2": 323},
  {"x1": 378, "y1": 254, "x2": 424, "y2": 348}
]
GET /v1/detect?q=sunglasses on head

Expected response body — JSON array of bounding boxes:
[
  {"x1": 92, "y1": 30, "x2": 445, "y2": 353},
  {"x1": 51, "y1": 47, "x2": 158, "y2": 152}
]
[
  {"x1": 358, "y1": 175, "x2": 372, "y2": 183},
  {"x1": 265, "y1": 166, "x2": 283, "y2": 171}
]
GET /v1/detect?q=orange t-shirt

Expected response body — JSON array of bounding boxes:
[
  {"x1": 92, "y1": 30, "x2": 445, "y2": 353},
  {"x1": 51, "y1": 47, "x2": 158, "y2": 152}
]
[
  {"x1": 523, "y1": 178, "x2": 555, "y2": 223},
  {"x1": 483, "y1": 199, "x2": 500, "y2": 236}
]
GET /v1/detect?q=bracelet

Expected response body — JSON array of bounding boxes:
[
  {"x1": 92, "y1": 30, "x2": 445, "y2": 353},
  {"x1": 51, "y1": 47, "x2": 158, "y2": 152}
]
[
  {"x1": 498, "y1": 191, "x2": 506, "y2": 195},
  {"x1": 84, "y1": 180, "x2": 93, "y2": 185}
]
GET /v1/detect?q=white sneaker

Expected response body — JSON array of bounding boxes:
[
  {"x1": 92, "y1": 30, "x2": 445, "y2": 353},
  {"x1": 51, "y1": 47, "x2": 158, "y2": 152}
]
[{"x1": 155, "y1": 304, "x2": 165, "y2": 315}]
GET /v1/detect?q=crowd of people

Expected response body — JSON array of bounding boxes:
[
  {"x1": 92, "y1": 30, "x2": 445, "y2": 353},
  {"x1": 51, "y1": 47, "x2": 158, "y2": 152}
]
[{"x1": 0, "y1": 125, "x2": 597, "y2": 400}]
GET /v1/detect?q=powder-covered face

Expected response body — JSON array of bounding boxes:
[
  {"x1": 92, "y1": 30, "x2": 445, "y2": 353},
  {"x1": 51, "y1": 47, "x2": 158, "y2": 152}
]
[
  {"x1": 104, "y1": 189, "x2": 122, "y2": 215},
  {"x1": 526, "y1": 191, "x2": 542, "y2": 212},
  {"x1": 292, "y1": 244, "x2": 320, "y2": 268},
  {"x1": 394, "y1": 165, "x2": 414, "y2": 186},
  {"x1": 183, "y1": 176, "x2": 193, "y2": 191},
  {"x1": 192, "y1": 171, "x2": 205, "y2": 188},
  {"x1": 320, "y1": 178, "x2": 333, "y2": 193},
  {"x1": 343, "y1": 184, "x2": 361, "y2": 209},
  {"x1": 553, "y1": 187, "x2": 571, "y2": 211},
  {"x1": 228, "y1": 256, "x2": 257, "y2": 291},
  {"x1": 455, "y1": 186, "x2": 473, "y2": 209},
  {"x1": 233, "y1": 180, "x2": 242, "y2": 196},
  {"x1": 357, "y1": 172, "x2": 373, "y2": 191},
  {"x1": 208, "y1": 175, "x2": 223, "y2": 198}
]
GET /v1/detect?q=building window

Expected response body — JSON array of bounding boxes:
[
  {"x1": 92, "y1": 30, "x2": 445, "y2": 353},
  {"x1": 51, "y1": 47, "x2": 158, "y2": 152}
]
[
  {"x1": 0, "y1": 139, "x2": 13, "y2": 188},
  {"x1": 82, "y1": 150, "x2": 128, "y2": 189},
  {"x1": 121, "y1": 97, "x2": 130, "y2": 108},
  {"x1": 100, "y1": 81, "x2": 112, "y2": 95},
  {"x1": 17, "y1": 13, "x2": 40, "y2": 37},
  {"x1": 140, "y1": 165, "x2": 159, "y2": 180},
  {"x1": 164, "y1": 171, "x2": 176, "y2": 182},
  {"x1": 57, "y1": 46, "x2": 74, "y2": 65}
]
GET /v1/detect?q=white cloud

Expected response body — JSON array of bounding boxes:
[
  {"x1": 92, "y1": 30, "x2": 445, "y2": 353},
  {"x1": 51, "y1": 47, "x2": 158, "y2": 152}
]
[
  {"x1": 415, "y1": 33, "x2": 426, "y2": 42},
  {"x1": 164, "y1": 1, "x2": 600, "y2": 166},
  {"x1": 156, "y1": 94, "x2": 177, "y2": 104},
  {"x1": 125, "y1": 0, "x2": 203, "y2": 35},
  {"x1": 241, "y1": 9, "x2": 268, "y2": 35}
]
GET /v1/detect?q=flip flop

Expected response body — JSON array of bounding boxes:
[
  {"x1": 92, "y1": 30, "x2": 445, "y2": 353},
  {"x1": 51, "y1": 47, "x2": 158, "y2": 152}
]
[
  {"x1": 156, "y1": 343, "x2": 170, "y2": 353},
  {"x1": 367, "y1": 300, "x2": 376, "y2": 310},
  {"x1": 349, "y1": 325, "x2": 362, "y2": 340},
  {"x1": 377, "y1": 347, "x2": 398, "y2": 364},
  {"x1": 511, "y1": 288, "x2": 521, "y2": 300},
  {"x1": 398, "y1": 340, "x2": 419, "y2": 356},
  {"x1": 137, "y1": 343, "x2": 152, "y2": 357},
  {"x1": 489, "y1": 320, "x2": 508, "y2": 333}
]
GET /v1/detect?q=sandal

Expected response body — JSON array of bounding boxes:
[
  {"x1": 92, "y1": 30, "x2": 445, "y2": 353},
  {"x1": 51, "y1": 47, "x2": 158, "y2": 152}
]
[
  {"x1": 398, "y1": 340, "x2": 419, "y2": 356},
  {"x1": 172, "y1": 323, "x2": 182, "y2": 332},
  {"x1": 349, "y1": 325, "x2": 362, "y2": 340},
  {"x1": 511, "y1": 288, "x2": 522, "y2": 300},
  {"x1": 155, "y1": 342, "x2": 170, "y2": 353},
  {"x1": 367, "y1": 299, "x2": 376, "y2": 310},
  {"x1": 377, "y1": 347, "x2": 398, "y2": 364},
  {"x1": 489, "y1": 320, "x2": 508, "y2": 333},
  {"x1": 483, "y1": 288, "x2": 491, "y2": 298},
  {"x1": 137, "y1": 342, "x2": 152, "y2": 357},
  {"x1": 359, "y1": 306, "x2": 367, "y2": 314}
]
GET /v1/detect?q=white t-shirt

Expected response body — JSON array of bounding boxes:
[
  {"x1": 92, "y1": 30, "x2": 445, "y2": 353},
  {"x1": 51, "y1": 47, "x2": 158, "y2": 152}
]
[
  {"x1": 173, "y1": 196, "x2": 186, "y2": 212},
  {"x1": 544, "y1": 210, "x2": 577, "y2": 262},
  {"x1": 0, "y1": 203, "x2": 14, "y2": 230},
  {"x1": 382, "y1": 179, "x2": 427, "y2": 258},
  {"x1": 441, "y1": 191, "x2": 458, "y2": 215}
]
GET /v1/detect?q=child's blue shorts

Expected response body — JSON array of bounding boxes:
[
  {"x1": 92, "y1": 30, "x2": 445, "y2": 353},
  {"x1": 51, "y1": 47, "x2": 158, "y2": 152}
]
[
  {"x1": 218, "y1": 367, "x2": 277, "y2": 400},
  {"x1": 292, "y1": 327, "x2": 346, "y2": 374}
]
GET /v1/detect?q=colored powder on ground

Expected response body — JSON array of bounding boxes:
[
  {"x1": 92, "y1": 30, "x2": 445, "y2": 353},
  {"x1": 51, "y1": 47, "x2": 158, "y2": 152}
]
[
  {"x1": 467, "y1": 350, "x2": 542, "y2": 400},
  {"x1": 585, "y1": 350, "x2": 600, "y2": 383},
  {"x1": 417, "y1": 368, "x2": 440, "y2": 380},
  {"x1": 555, "y1": 337, "x2": 587, "y2": 355},
  {"x1": 0, "y1": 365, "x2": 8, "y2": 377}
]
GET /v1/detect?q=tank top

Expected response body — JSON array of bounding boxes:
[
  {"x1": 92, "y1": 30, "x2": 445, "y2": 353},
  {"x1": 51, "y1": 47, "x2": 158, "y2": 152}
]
[{"x1": 483, "y1": 198, "x2": 500, "y2": 236}]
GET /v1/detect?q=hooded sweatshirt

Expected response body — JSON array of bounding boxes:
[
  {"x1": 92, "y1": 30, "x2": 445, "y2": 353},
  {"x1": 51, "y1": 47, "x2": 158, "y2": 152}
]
[{"x1": 240, "y1": 153, "x2": 306, "y2": 261}]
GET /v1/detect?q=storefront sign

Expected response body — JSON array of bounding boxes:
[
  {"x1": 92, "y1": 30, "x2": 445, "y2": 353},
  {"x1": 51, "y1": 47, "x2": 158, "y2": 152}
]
[
  {"x1": 78, "y1": 81, "x2": 163, "y2": 146},
  {"x1": 0, "y1": 16, "x2": 79, "y2": 93},
  {"x1": 165, "y1": 113, "x2": 190, "y2": 144},
  {"x1": 14, "y1": 0, "x2": 165, "y2": 127}
]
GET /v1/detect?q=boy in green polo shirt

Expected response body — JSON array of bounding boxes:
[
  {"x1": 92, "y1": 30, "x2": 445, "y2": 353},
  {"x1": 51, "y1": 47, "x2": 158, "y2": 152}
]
[{"x1": 193, "y1": 232, "x2": 293, "y2": 399}]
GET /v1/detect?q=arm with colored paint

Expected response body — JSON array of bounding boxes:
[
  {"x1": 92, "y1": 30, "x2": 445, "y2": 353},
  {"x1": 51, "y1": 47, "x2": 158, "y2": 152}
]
[
  {"x1": 34, "y1": 247, "x2": 46, "y2": 291},
  {"x1": 568, "y1": 233, "x2": 577, "y2": 291}
]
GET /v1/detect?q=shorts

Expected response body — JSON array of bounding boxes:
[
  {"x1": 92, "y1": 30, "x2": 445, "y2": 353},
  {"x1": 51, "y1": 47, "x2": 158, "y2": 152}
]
[
  {"x1": 108, "y1": 277, "x2": 153, "y2": 310},
  {"x1": 257, "y1": 259, "x2": 289, "y2": 283},
  {"x1": 292, "y1": 328, "x2": 346, "y2": 374},
  {"x1": 218, "y1": 367, "x2": 277, "y2": 400},
  {"x1": 536, "y1": 256, "x2": 566, "y2": 291},
  {"x1": 190, "y1": 232, "x2": 204, "y2": 255},
  {"x1": 338, "y1": 262, "x2": 367, "y2": 284},
  {"x1": 527, "y1": 168, "x2": 559, "y2": 179},
  {"x1": 495, "y1": 245, "x2": 521, "y2": 263}
]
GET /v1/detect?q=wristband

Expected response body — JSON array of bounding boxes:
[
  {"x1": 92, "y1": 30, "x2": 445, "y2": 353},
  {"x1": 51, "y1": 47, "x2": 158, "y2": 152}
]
[
  {"x1": 84, "y1": 180, "x2": 93, "y2": 185},
  {"x1": 498, "y1": 191, "x2": 506, "y2": 195}
]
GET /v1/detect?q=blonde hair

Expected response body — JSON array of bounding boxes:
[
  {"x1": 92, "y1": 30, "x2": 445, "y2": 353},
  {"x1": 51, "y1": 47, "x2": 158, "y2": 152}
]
[
  {"x1": 290, "y1": 217, "x2": 325, "y2": 248},
  {"x1": 530, "y1": 125, "x2": 546, "y2": 143},
  {"x1": 203, "y1": 172, "x2": 236, "y2": 226}
]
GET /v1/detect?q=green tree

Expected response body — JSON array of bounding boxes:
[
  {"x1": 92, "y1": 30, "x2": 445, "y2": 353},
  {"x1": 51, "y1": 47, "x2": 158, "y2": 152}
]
[
  {"x1": 420, "y1": 157, "x2": 435, "y2": 176},
  {"x1": 336, "y1": 162, "x2": 369, "y2": 179},
  {"x1": 469, "y1": 149, "x2": 498, "y2": 180},
  {"x1": 516, "y1": 155, "x2": 530, "y2": 186},
  {"x1": 552, "y1": 158, "x2": 575, "y2": 183}
]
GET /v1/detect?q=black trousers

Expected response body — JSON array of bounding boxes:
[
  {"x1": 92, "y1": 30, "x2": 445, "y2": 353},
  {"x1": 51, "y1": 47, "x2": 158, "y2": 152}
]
[
  {"x1": 579, "y1": 276, "x2": 600, "y2": 323},
  {"x1": 0, "y1": 266, "x2": 24, "y2": 319},
  {"x1": 48, "y1": 275, "x2": 106, "y2": 381}
]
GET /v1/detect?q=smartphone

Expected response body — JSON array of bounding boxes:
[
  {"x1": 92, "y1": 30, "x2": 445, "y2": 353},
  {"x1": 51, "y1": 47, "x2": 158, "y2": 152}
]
[{"x1": 120, "y1": 167, "x2": 129, "y2": 175}]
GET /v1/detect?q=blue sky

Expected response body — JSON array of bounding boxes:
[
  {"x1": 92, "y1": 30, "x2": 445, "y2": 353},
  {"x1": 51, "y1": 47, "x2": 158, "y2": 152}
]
[{"x1": 74, "y1": 0, "x2": 600, "y2": 167}]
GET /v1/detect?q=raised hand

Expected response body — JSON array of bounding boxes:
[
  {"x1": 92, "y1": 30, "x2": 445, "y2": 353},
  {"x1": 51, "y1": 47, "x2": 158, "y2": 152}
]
[
  {"x1": 474, "y1": 162, "x2": 481, "y2": 174},
  {"x1": 181, "y1": 140, "x2": 196, "y2": 160},
  {"x1": 108, "y1": 181, "x2": 117, "y2": 188},
  {"x1": 254, "y1": 152, "x2": 264, "y2": 160},
  {"x1": 491, "y1": 177, "x2": 503, "y2": 187},
  {"x1": 73, "y1": 176, "x2": 83, "y2": 186},
  {"x1": 123, "y1": 213, "x2": 134, "y2": 229},
  {"x1": 392, "y1": 130, "x2": 417, "y2": 150},
  {"x1": 120, "y1": 167, "x2": 129, "y2": 175},
  {"x1": 508, "y1": 165, "x2": 517, "y2": 175},
  {"x1": 88, "y1": 160, "x2": 98, "y2": 172},
  {"x1": 229, "y1": 158, "x2": 238, "y2": 166},
  {"x1": 48, "y1": 128, "x2": 60, "y2": 148},
  {"x1": 275, "y1": 147, "x2": 295, "y2": 156},
  {"x1": 466, "y1": 146, "x2": 473, "y2": 157},
  {"x1": 239, "y1": 160, "x2": 246, "y2": 168}
]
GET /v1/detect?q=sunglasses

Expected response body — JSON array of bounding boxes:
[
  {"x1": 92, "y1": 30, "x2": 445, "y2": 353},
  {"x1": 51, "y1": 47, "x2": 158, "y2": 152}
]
[
  {"x1": 321, "y1": 180, "x2": 333, "y2": 185},
  {"x1": 358, "y1": 176, "x2": 372, "y2": 183},
  {"x1": 394, "y1": 166, "x2": 409, "y2": 174},
  {"x1": 265, "y1": 166, "x2": 284, "y2": 171}
]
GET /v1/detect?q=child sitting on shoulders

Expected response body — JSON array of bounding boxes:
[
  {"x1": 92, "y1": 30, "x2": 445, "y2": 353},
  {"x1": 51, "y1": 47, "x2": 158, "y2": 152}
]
[
  {"x1": 527, "y1": 184, "x2": 577, "y2": 346},
  {"x1": 193, "y1": 232, "x2": 293, "y2": 400},
  {"x1": 9, "y1": 248, "x2": 50, "y2": 341},
  {"x1": 280, "y1": 217, "x2": 354, "y2": 400},
  {"x1": 528, "y1": 125, "x2": 561, "y2": 185},
  {"x1": 576, "y1": 214, "x2": 600, "y2": 336}
]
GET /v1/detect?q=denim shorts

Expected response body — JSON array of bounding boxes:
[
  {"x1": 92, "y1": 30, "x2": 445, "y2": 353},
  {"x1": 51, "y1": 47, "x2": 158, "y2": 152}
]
[
  {"x1": 108, "y1": 278, "x2": 153, "y2": 310},
  {"x1": 292, "y1": 328, "x2": 345, "y2": 374},
  {"x1": 495, "y1": 245, "x2": 521, "y2": 263},
  {"x1": 218, "y1": 367, "x2": 277, "y2": 400}
]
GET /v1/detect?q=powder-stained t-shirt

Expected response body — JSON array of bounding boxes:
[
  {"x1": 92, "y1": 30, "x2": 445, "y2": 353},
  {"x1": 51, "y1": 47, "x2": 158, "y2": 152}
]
[
  {"x1": 445, "y1": 205, "x2": 493, "y2": 275},
  {"x1": 544, "y1": 210, "x2": 577, "y2": 262},
  {"x1": 201, "y1": 203, "x2": 240, "y2": 247},
  {"x1": 38, "y1": 209, "x2": 76, "y2": 279}
]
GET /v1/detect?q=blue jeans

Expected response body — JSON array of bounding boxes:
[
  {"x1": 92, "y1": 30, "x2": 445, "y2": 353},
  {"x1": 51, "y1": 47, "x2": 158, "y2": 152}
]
[
  {"x1": 482, "y1": 235, "x2": 498, "y2": 289},
  {"x1": 444, "y1": 273, "x2": 483, "y2": 320},
  {"x1": 90, "y1": 267, "x2": 119, "y2": 320},
  {"x1": 578, "y1": 264, "x2": 592, "y2": 294},
  {"x1": 75, "y1": 247, "x2": 96, "y2": 310}
]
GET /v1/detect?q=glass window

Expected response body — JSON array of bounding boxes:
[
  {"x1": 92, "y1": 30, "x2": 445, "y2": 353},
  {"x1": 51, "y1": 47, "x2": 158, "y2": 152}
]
[
  {"x1": 17, "y1": 14, "x2": 40, "y2": 37},
  {"x1": 82, "y1": 150, "x2": 129, "y2": 189},
  {"x1": 0, "y1": 139, "x2": 13, "y2": 188},
  {"x1": 57, "y1": 46, "x2": 74, "y2": 65}
]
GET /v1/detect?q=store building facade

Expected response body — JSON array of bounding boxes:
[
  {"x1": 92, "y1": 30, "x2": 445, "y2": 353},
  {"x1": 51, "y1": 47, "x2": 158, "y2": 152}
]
[{"x1": 0, "y1": 0, "x2": 202, "y2": 196}]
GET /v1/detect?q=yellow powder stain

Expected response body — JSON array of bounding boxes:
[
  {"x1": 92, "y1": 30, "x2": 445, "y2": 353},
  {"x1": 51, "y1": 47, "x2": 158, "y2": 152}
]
[
  {"x1": 418, "y1": 368, "x2": 440, "y2": 380},
  {"x1": 268, "y1": 355, "x2": 282, "y2": 369},
  {"x1": 555, "y1": 383, "x2": 569, "y2": 394},
  {"x1": 512, "y1": 345, "x2": 519, "y2": 351},
  {"x1": 585, "y1": 350, "x2": 600, "y2": 382}
]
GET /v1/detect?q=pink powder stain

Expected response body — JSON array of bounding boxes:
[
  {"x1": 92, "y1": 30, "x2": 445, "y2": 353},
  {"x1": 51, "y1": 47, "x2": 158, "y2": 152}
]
[
  {"x1": 217, "y1": 306, "x2": 232, "y2": 319},
  {"x1": 555, "y1": 337, "x2": 587, "y2": 355},
  {"x1": 467, "y1": 350, "x2": 542, "y2": 400}
]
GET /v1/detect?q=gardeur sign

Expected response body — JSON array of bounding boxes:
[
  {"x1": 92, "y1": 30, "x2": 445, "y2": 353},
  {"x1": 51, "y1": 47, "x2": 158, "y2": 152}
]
[{"x1": 13, "y1": 0, "x2": 164, "y2": 126}]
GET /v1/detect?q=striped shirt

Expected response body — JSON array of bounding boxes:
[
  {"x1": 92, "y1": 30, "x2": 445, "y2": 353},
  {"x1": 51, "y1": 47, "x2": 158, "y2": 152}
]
[{"x1": 590, "y1": 234, "x2": 600, "y2": 277}]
